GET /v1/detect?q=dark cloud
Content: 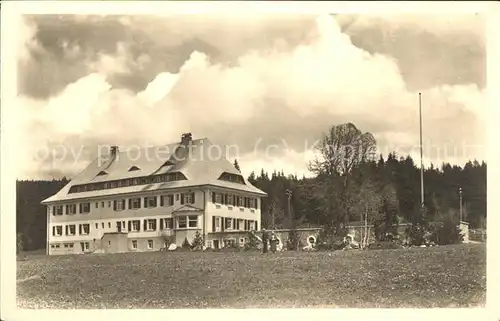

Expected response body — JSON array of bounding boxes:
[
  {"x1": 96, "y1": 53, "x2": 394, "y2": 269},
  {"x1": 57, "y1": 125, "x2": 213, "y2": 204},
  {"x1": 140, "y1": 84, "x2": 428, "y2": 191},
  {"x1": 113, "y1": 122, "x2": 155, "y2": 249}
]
[{"x1": 339, "y1": 15, "x2": 485, "y2": 90}]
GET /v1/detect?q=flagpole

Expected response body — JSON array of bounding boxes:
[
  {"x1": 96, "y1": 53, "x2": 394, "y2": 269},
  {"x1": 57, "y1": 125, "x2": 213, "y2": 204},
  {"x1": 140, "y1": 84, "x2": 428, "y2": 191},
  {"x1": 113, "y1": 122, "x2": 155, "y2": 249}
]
[{"x1": 419, "y1": 93, "x2": 424, "y2": 208}]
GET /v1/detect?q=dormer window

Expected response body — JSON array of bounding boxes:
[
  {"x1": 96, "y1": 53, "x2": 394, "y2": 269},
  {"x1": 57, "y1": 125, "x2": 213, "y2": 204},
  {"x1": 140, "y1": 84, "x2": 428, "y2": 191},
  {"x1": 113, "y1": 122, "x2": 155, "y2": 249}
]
[
  {"x1": 218, "y1": 172, "x2": 245, "y2": 185},
  {"x1": 129, "y1": 166, "x2": 140, "y2": 172},
  {"x1": 97, "y1": 171, "x2": 108, "y2": 176}
]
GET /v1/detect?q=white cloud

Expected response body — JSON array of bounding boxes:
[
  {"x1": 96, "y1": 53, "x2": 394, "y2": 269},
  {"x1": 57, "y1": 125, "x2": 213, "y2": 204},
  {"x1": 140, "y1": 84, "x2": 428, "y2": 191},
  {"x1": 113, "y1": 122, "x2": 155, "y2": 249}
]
[{"x1": 14, "y1": 15, "x2": 486, "y2": 179}]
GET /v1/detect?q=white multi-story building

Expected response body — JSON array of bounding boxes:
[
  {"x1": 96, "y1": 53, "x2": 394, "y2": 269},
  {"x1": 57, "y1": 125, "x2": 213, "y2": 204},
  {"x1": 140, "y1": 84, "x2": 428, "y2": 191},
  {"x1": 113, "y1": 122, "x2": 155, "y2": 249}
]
[{"x1": 42, "y1": 133, "x2": 267, "y2": 255}]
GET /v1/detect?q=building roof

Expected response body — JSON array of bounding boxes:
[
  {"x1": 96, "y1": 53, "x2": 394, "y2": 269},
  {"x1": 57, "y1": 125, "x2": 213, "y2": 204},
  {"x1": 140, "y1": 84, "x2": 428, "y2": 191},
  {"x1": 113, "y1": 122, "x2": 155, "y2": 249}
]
[{"x1": 42, "y1": 137, "x2": 267, "y2": 204}]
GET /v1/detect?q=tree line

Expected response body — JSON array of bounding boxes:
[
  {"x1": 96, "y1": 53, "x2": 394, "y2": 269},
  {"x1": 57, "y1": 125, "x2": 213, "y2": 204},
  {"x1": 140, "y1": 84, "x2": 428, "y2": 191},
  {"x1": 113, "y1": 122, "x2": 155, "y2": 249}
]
[{"x1": 16, "y1": 123, "x2": 486, "y2": 251}]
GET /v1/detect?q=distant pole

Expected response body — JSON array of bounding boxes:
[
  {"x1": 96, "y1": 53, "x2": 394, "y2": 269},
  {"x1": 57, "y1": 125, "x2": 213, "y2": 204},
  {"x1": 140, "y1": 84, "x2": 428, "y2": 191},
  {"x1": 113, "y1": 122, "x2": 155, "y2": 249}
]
[
  {"x1": 459, "y1": 187, "x2": 463, "y2": 223},
  {"x1": 419, "y1": 93, "x2": 425, "y2": 208},
  {"x1": 285, "y1": 189, "x2": 292, "y2": 229}
]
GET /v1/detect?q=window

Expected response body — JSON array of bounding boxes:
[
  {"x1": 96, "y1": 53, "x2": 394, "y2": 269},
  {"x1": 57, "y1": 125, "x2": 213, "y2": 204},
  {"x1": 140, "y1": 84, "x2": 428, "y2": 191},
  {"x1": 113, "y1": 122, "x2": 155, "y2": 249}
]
[
  {"x1": 95, "y1": 223, "x2": 99, "y2": 229},
  {"x1": 95, "y1": 202, "x2": 98, "y2": 208},
  {"x1": 102, "y1": 222, "x2": 105, "y2": 228},
  {"x1": 66, "y1": 225, "x2": 75, "y2": 236},
  {"x1": 161, "y1": 195, "x2": 174, "y2": 207},
  {"x1": 147, "y1": 219, "x2": 157, "y2": 231},
  {"x1": 188, "y1": 215, "x2": 198, "y2": 228},
  {"x1": 108, "y1": 222, "x2": 111, "y2": 228},
  {"x1": 227, "y1": 194, "x2": 233, "y2": 206},
  {"x1": 225, "y1": 218, "x2": 233, "y2": 230},
  {"x1": 79, "y1": 224, "x2": 90, "y2": 235},
  {"x1": 238, "y1": 197, "x2": 244, "y2": 207},
  {"x1": 130, "y1": 220, "x2": 140, "y2": 232},
  {"x1": 50, "y1": 244, "x2": 55, "y2": 249},
  {"x1": 238, "y1": 219, "x2": 244, "y2": 231},
  {"x1": 53, "y1": 225, "x2": 63, "y2": 236},
  {"x1": 97, "y1": 171, "x2": 107, "y2": 176},
  {"x1": 80, "y1": 242, "x2": 90, "y2": 251},
  {"x1": 114, "y1": 199, "x2": 126, "y2": 211},
  {"x1": 129, "y1": 198, "x2": 141, "y2": 209},
  {"x1": 212, "y1": 217, "x2": 221, "y2": 232},
  {"x1": 147, "y1": 240, "x2": 153, "y2": 249},
  {"x1": 249, "y1": 198, "x2": 256, "y2": 209},
  {"x1": 214, "y1": 193, "x2": 221, "y2": 204},
  {"x1": 64, "y1": 243, "x2": 74, "y2": 248},
  {"x1": 66, "y1": 204, "x2": 76, "y2": 215},
  {"x1": 79, "y1": 203, "x2": 90, "y2": 214},
  {"x1": 132, "y1": 240, "x2": 137, "y2": 249},
  {"x1": 145, "y1": 196, "x2": 157, "y2": 208},
  {"x1": 55, "y1": 244, "x2": 60, "y2": 248},
  {"x1": 160, "y1": 218, "x2": 173, "y2": 230},
  {"x1": 55, "y1": 205, "x2": 63, "y2": 215},
  {"x1": 129, "y1": 166, "x2": 140, "y2": 171},
  {"x1": 177, "y1": 216, "x2": 187, "y2": 229},
  {"x1": 181, "y1": 193, "x2": 195, "y2": 205}
]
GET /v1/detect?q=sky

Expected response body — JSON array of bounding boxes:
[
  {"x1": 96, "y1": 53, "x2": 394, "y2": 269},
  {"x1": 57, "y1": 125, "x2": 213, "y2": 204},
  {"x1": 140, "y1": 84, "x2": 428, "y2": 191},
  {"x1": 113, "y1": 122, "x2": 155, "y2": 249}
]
[{"x1": 14, "y1": 12, "x2": 486, "y2": 180}]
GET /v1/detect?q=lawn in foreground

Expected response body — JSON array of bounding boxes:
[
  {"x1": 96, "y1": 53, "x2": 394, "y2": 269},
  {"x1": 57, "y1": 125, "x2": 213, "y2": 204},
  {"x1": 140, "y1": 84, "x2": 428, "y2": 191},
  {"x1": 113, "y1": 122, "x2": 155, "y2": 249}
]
[{"x1": 17, "y1": 244, "x2": 486, "y2": 308}]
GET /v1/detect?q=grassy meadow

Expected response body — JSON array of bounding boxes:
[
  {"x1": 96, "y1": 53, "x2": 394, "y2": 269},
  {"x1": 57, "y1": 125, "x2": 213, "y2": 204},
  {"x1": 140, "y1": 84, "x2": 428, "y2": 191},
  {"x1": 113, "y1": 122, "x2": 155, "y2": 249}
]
[{"x1": 17, "y1": 244, "x2": 486, "y2": 308}]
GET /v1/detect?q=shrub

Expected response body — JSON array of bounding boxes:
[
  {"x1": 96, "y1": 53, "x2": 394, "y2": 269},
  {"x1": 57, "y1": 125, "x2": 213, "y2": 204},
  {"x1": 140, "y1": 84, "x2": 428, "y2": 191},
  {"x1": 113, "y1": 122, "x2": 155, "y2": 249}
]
[
  {"x1": 436, "y1": 216, "x2": 464, "y2": 245},
  {"x1": 286, "y1": 228, "x2": 301, "y2": 251},
  {"x1": 405, "y1": 223, "x2": 427, "y2": 246},
  {"x1": 245, "y1": 232, "x2": 260, "y2": 251},
  {"x1": 191, "y1": 231, "x2": 204, "y2": 251}
]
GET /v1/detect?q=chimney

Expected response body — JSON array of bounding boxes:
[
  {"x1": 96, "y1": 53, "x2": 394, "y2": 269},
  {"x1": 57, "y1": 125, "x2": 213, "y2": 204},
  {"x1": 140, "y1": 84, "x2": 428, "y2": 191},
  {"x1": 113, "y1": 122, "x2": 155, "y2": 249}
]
[
  {"x1": 181, "y1": 133, "x2": 193, "y2": 146},
  {"x1": 110, "y1": 146, "x2": 119, "y2": 158}
]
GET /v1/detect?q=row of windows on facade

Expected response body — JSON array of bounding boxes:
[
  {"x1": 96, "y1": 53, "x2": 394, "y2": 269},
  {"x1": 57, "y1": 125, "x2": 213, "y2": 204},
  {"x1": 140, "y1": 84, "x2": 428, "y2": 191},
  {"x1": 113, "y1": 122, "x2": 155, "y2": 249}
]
[
  {"x1": 51, "y1": 192, "x2": 259, "y2": 216},
  {"x1": 52, "y1": 217, "x2": 185, "y2": 236},
  {"x1": 51, "y1": 216, "x2": 258, "y2": 237},
  {"x1": 212, "y1": 192, "x2": 258, "y2": 209},
  {"x1": 50, "y1": 240, "x2": 156, "y2": 250},
  {"x1": 68, "y1": 172, "x2": 187, "y2": 194},
  {"x1": 51, "y1": 193, "x2": 196, "y2": 215}
]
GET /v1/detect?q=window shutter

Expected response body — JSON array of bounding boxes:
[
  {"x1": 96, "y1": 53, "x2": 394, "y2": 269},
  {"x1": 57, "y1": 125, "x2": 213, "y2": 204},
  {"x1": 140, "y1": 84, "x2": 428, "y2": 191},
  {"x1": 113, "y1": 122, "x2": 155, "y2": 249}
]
[
  {"x1": 181, "y1": 194, "x2": 185, "y2": 205},
  {"x1": 191, "y1": 192, "x2": 195, "y2": 204},
  {"x1": 221, "y1": 217, "x2": 225, "y2": 232},
  {"x1": 79, "y1": 224, "x2": 82, "y2": 235},
  {"x1": 160, "y1": 196, "x2": 164, "y2": 207},
  {"x1": 212, "y1": 192, "x2": 216, "y2": 202},
  {"x1": 153, "y1": 219, "x2": 157, "y2": 231},
  {"x1": 160, "y1": 218, "x2": 164, "y2": 230},
  {"x1": 224, "y1": 194, "x2": 227, "y2": 205},
  {"x1": 113, "y1": 200, "x2": 117, "y2": 211},
  {"x1": 128, "y1": 199, "x2": 132, "y2": 209},
  {"x1": 128, "y1": 221, "x2": 131, "y2": 231},
  {"x1": 65, "y1": 226, "x2": 68, "y2": 235},
  {"x1": 52, "y1": 226, "x2": 55, "y2": 236},
  {"x1": 236, "y1": 220, "x2": 239, "y2": 230},
  {"x1": 143, "y1": 219, "x2": 147, "y2": 231},
  {"x1": 212, "y1": 216, "x2": 216, "y2": 232},
  {"x1": 245, "y1": 220, "x2": 248, "y2": 231},
  {"x1": 233, "y1": 195, "x2": 236, "y2": 206},
  {"x1": 255, "y1": 221, "x2": 259, "y2": 230},
  {"x1": 143, "y1": 197, "x2": 147, "y2": 208}
]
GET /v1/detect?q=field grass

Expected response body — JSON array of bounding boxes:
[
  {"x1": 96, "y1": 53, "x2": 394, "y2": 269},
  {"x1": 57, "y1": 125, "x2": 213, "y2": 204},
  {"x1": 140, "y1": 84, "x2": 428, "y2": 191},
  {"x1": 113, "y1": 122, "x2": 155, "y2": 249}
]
[{"x1": 17, "y1": 244, "x2": 486, "y2": 308}]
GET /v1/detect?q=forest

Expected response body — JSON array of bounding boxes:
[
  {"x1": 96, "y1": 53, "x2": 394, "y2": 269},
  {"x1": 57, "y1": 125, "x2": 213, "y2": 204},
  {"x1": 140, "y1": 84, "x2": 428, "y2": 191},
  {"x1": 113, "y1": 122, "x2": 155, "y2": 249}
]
[{"x1": 16, "y1": 123, "x2": 486, "y2": 251}]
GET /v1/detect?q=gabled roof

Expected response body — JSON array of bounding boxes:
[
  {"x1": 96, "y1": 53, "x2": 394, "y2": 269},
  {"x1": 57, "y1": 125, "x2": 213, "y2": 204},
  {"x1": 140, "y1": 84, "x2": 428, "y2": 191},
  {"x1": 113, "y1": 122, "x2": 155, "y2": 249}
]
[
  {"x1": 173, "y1": 205, "x2": 204, "y2": 213},
  {"x1": 42, "y1": 137, "x2": 267, "y2": 203}
]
